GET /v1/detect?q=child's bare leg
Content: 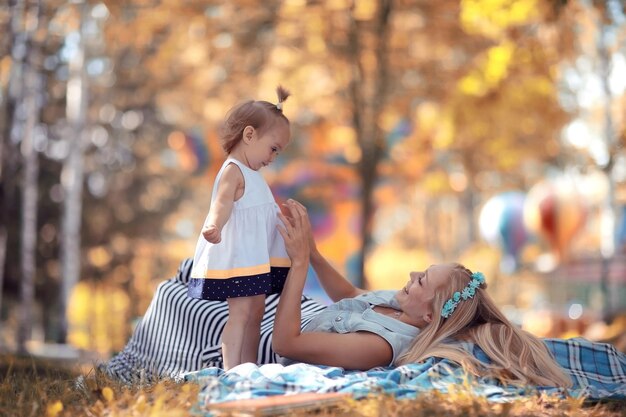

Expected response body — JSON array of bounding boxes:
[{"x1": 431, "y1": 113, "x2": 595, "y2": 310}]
[
  {"x1": 240, "y1": 294, "x2": 265, "y2": 364},
  {"x1": 222, "y1": 297, "x2": 252, "y2": 370}
]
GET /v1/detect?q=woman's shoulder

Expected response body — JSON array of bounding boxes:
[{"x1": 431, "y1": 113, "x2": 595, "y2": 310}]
[{"x1": 356, "y1": 290, "x2": 398, "y2": 306}]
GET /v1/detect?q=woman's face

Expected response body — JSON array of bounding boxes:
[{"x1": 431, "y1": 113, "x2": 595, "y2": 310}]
[{"x1": 396, "y1": 263, "x2": 454, "y2": 328}]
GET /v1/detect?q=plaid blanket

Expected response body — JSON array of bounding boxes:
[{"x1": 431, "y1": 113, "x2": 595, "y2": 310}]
[
  {"x1": 184, "y1": 337, "x2": 626, "y2": 409},
  {"x1": 544, "y1": 338, "x2": 626, "y2": 398}
]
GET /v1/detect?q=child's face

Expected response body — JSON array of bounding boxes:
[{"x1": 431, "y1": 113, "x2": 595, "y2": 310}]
[{"x1": 244, "y1": 123, "x2": 290, "y2": 170}]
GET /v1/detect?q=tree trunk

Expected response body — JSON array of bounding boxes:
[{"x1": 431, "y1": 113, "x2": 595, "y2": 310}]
[
  {"x1": 17, "y1": 0, "x2": 43, "y2": 354},
  {"x1": 0, "y1": 0, "x2": 22, "y2": 333},
  {"x1": 462, "y1": 172, "x2": 477, "y2": 248},
  {"x1": 598, "y1": 15, "x2": 617, "y2": 322},
  {"x1": 59, "y1": 2, "x2": 89, "y2": 344},
  {"x1": 350, "y1": 0, "x2": 393, "y2": 287}
]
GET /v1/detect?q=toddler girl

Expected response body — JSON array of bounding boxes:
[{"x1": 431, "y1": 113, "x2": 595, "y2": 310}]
[{"x1": 188, "y1": 86, "x2": 292, "y2": 370}]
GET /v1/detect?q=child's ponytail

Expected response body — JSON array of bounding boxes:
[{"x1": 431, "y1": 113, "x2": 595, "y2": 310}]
[{"x1": 275, "y1": 86, "x2": 291, "y2": 111}]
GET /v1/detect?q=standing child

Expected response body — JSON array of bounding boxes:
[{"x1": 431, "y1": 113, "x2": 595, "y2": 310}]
[{"x1": 188, "y1": 86, "x2": 292, "y2": 370}]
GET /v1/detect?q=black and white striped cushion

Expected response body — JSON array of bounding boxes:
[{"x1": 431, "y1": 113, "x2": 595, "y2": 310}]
[{"x1": 104, "y1": 258, "x2": 327, "y2": 383}]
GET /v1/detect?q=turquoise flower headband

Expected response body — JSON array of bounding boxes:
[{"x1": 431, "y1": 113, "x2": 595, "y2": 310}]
[{"x1": 441, "y1": 271, "x2": 486, "y2": 319}]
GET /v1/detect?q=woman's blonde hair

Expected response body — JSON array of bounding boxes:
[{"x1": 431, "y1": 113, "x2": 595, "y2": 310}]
[{"x1": 396, "y1": 264, "x2": 572, "y2": 388}]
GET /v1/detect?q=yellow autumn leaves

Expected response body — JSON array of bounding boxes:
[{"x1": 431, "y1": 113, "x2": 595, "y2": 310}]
[
  {"x1": 84, "y1": 382, "x2": 198, "y2": 417},
  {"x1": 459, "y1": 42, "x2": 516, "y2": 97},
  {"x1": 461, "y1": 0, "x2": 541, "y2": 38},
  {"x1": 46, "y1": 401, "x2": 63, "y2": 417},
  {"x1": 46, "y1": 386, "x2": 112, "y2": 416}
]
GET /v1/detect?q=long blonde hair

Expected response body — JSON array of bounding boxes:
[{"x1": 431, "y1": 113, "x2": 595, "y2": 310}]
[{"x1": 396, "y1": 264, "x2": 572, "y2": 388}]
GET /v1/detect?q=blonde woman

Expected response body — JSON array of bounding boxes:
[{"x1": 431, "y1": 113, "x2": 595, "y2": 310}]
[{"x1": 274, "y1": 199, "x2": 623, "y2": 389}]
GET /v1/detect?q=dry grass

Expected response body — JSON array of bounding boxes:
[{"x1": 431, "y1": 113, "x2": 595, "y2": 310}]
[{"x1": 1, "y1": 354, "x2": 624, "y2": 417}]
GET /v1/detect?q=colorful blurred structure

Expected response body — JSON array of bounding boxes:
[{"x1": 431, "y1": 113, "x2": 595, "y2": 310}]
[
  {"x1": 524, "y1": 178, "x2": 587, "y2": 261},
  {"x1": 479, "y1": 191, "x2": 530, "y2": 273}
]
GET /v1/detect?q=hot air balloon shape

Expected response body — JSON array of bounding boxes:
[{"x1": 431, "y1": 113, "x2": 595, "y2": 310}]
[
  {"x1": 523, "y1": 178, "x2": 587, "y2": 261},
  {"x1": 185, "y1": 129, "x2": 210, "y2": 174},
  {"x1": 479, "y1": 191, "x2": 530, "y2": 273},
  {"x1": 166, "y1": 129, "x2": 210, "y2": 174}
]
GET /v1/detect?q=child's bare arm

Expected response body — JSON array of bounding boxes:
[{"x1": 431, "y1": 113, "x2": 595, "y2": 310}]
[{"x1": 203, "y1": 164, "x2": 243, "y2": 243}]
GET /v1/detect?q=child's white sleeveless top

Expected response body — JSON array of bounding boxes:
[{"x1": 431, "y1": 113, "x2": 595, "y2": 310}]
[{"x1": 188, "y1": 158, "x2": 290, "y2": 301}]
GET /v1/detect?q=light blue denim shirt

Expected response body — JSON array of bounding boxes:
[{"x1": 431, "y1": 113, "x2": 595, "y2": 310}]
[{"x1": 279, "y1": 290, "x2": 420, "y2": 366}]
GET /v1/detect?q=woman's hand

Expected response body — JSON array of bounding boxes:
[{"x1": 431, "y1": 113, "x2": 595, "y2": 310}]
[
  {"x1": 279, "y1": 198, "x2": 363, "y2": 301},
  {"x1": 281, "y1": 199, "x2": 318, "y2": 256},
  {"x1": 277, "y1": 199, "x2": 310, "y2": 267}
]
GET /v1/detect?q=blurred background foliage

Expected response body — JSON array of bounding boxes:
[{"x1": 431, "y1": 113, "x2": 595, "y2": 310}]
[{"x1": 0, "y1": 0, "x2": 625, "y2": 357}]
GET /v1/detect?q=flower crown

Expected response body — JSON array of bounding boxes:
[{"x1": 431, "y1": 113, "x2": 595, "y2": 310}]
[{"x1": 440, "y1": 271, "x2": 486, "y2": 319}]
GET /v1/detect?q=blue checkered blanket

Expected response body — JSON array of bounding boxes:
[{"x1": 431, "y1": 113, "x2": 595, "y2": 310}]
[{"x1": 184, "y1": 337, "x2": 626, "y2": 410}]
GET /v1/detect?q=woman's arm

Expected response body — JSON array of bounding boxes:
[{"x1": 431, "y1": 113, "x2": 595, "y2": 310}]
[
  {"x1": 202, "y1": 164, "x2": 242, "y2": 243},
  {"x1": 285, "y1": 200, "x2": 365, "y2": 302},
  {"x1": 310, "y1": 248, "x2": 366, "y2": 302},
  {"x1": 275, "y1": 329, "x2": 392, "y2": 370},
  {"x1": 273, "y1": 201, "x2": 392, "y2": 369}
]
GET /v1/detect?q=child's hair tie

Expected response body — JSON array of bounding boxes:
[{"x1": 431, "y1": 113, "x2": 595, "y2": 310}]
[{"x1": 276, "y1": 102, "x2": 283, "y2": 111}]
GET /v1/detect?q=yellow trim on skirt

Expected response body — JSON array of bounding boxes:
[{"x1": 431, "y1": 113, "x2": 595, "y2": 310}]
[{"x1": 202, "y1": 257, "x2": 291, "y2": 279}]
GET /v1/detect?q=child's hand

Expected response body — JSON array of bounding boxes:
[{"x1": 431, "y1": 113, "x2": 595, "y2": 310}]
[{"x1": 202, "y1": 224, "x2": 222, "y2": 244}]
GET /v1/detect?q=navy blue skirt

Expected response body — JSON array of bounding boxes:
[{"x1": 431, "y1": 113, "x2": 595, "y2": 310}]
[{"x1": 187, "y1": 266, "x2": 289, "y2": 301}]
